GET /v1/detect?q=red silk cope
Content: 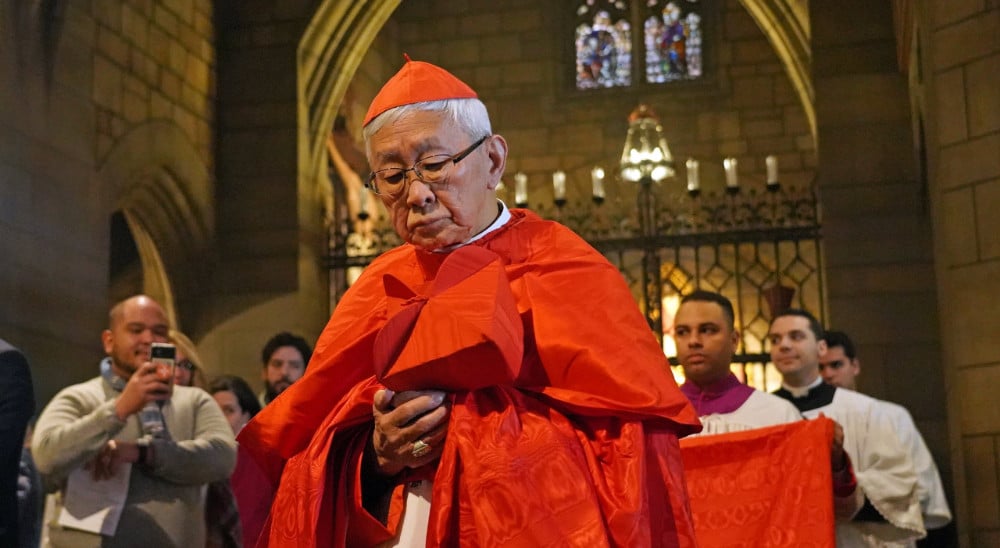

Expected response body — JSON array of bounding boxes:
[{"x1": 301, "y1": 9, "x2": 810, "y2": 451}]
[
  {"x1": 680, "y1": 418, "x2": 836, "y2": 548},
  {"x1": 239, "y1": 209, "x2": 702, "y2": 547},
  {"x1": 373, "y1": 245, "x2": 525, "y2": 392}
]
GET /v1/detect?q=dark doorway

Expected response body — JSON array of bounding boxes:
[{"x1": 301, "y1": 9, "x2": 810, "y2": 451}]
[{"x1": 109, "y1": 211, "x2": 143, "y2": 303}]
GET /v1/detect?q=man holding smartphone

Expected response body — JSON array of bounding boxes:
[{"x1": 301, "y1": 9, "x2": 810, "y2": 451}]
[{"x1": 33, "y1": 294, "x2": 236, "y2": 547}]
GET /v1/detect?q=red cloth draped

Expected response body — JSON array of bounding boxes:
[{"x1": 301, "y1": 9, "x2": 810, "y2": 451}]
[
  {"x1": 231, "y1": 444, "x2": 273, "y2": 548},
  {"x1": 679, "y1": 418, "x2": 836, "y2": 548},
  {"x1": 373, "y1": 245, "x2": 524, "y2": 392},
  {"x1": 239, "y1": 209, "x2": 701, "y2": 547}
]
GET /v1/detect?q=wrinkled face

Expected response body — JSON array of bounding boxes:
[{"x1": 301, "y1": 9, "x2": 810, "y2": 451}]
[
  {"x1": 262, "y1": 345, "x2": 305, "y2": 398},
  {"x1": 673, "y1": 301, "x2": 739, "y2": 387},
  {"x1": 819, "y1": 345, "x2": 860, "y2": 389},
  {"x1": 768, "y1": 315, "x2": 825, "y2": 387},
  {"x1": 213, "y1": 390, "x2": 250, "y2": 434},
  {"x1": 102, "y1": 296, "x2": 169, "y2": 378},
  {"x1": 366, "y1": 110, "x2": 506, "y2": 251}
]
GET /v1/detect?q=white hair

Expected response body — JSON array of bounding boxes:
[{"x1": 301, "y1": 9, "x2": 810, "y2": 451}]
[{"x1": 363, "y1": 98, "x2": 493, "y2": 152}]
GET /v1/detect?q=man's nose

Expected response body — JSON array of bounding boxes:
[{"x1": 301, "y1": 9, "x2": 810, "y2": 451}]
[{"x1": 405, "y1": 175, "x2": 435, "y2": 208}]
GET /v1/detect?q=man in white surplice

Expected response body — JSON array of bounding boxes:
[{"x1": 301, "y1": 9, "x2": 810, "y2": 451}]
[
  {"x1": 771, "y1": 309, "x2": 926, "y2": 547},
  {"x1": 820, "y1": 329, "x2": 952, "y2": 545}
]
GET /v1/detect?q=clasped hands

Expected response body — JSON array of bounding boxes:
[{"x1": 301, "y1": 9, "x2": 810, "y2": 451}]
[{"x1": 371, "y1": 389, "x2": 450, "y2": 476}]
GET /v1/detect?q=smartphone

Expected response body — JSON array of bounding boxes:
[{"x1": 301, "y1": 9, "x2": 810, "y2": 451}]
[{"x1": 150, "y1": 342, "x2": 176, "y2": 382}]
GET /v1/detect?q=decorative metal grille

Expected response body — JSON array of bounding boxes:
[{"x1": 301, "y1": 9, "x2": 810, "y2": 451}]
[{"x1": 326, "y1": 179, "x2": 823, "y2": 392}]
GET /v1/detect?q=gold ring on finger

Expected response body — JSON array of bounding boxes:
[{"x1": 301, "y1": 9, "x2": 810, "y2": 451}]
[{"x1": 411, "y1": 439, "x2": 431, "y2": 458}]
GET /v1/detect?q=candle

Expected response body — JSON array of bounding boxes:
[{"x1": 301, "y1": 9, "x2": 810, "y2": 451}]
[
  {"x1": 552, "y1": 171, "x2": 566, "y2": 201},
  {"x1": 766, "y1": 155, "x2": 779, "y2": 185},
  {"x1": 514, "y1": 172, "x2": 528, "y2": 205},
  {"x1": 685, "y1": 158, "x2": 699, "y2": 192},
  {"x1": 591, "y1": 166, "x2": 606, "y2": 199},
  {"x1": 723, "y1": 157, "x2": 739, "y2": 188}
]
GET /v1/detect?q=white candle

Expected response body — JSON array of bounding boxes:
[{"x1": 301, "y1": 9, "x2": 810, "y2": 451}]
[
  {"x1": 685, "y1": 158, "x2": 699, "y2": 192},
  {"x1": 591, "y1": 166, "x2": 606, "y2": 199},
  {"x1": 552, "y1": 171, "x2": 566, "y2": 201},
  {"x1": 514, "y1": 172, "x2": 528, "y2": 205},
  {"x1": 723, "y1": 157, "x2": 739, "y2": 188},
  {"x1": 766, "y1": 155, "x2": 779, "y2": 184}
]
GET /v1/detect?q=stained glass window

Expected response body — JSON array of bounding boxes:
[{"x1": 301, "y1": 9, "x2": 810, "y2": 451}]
[
  {"x1": 574, "y1": 0, "x2": 704, "y2": 91},
  {"x1": 643, "y1": 0, "x2": 703, "y2": 83},
  {"x1": 575, "y1": 1, "x2": 632, "y2": 89}
]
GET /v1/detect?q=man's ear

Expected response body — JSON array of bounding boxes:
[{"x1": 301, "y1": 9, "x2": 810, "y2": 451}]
[
  {"x1": 484, "y1": 135, "x2": 509, "y2": 190},
  {"x1": 816, "y1": 339, "x2": 828, "y2": 355},
  {"x1": 101, "y1": 329, "x2": 114, "y2": 355},
  {"x1": 730, "y1": 328, "x2": 740, "y2": 350}
]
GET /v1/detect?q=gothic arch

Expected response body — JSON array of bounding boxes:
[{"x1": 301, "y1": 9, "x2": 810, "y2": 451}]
[
  {"x1": 739, "y1": 0, "x2": 815, "y2": 138},
  {"x1": 98, "y1": 120, "x2": 213, "y2": 332},
  {"x1": 297, "y1": 0, "x2": 401, "y2": 218}
]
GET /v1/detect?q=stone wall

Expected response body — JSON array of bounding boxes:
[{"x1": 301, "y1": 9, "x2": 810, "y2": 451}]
[
  {"x1": 93, "y1": 0, "x2": 214, "y2": 168},
  {"x1": 1, "y1": 2, "x2": 106, "y2": 403},
  {"x1": 0, "y1": 0, "x2": 217, "y2": 403},
  {"x1": 922, "y1": 2, "x2": 1000, "y2": 546},
  {"x1": 196, "y1": 0, "x2": 323, "y2": 385}
]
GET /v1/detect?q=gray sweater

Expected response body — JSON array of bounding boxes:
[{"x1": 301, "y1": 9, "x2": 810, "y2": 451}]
[{"x1": 33, "y1": 376, "x2": 237, "y2": 547}]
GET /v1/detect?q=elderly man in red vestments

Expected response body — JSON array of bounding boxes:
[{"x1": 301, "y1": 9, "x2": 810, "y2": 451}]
[{"x1": 239, "y1": 57, "x2": 702, "y2": 547}]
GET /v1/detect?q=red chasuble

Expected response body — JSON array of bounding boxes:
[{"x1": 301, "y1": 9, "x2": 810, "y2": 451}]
[
  {"x1": 680, "y1": 418, "x2": 836, "y2": 548},
  {"x1": 239, "y1": 209, "x2": 702, "y2": 547}
]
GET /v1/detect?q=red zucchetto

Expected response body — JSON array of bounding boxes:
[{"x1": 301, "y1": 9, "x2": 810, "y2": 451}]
[{"x1": 362, "y1": 54, "x2": 478, "y2": 127}]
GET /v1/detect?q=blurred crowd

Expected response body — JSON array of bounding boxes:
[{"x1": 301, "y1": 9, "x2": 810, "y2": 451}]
[{"x1": 4, "y1": 294, "x2": 311, "y2": 548}]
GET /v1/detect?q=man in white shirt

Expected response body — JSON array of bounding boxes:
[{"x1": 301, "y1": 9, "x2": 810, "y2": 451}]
[
  {"x1": 820, "y1": 330, "x2": 952, "y2": 543},
  {"x1": 770, "y1": 309, "x2": 925, "y2": 546}
]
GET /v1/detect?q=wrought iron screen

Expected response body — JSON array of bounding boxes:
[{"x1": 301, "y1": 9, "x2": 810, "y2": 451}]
[{"x1": 326, "y1": 179, "x2": 823, "y2": 392}]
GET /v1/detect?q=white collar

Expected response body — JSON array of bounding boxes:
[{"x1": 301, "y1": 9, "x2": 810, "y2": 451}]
[
  {"x1": 781, "y1": 375, "x2": 823, "y2": 398},
  {"x1": 435, "y1": 200, "x2": 511, "y2": 253}
]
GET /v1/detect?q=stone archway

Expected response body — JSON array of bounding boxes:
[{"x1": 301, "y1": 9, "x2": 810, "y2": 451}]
[
  {"x1": 296, "y1": 0, "x2": 401, "y2": 225},
  {"x1": 739, "y1": 0, "x2": 815, "y2": 138},
  {"x1": 98, "y1": 119, "x2": 213, "y2": 333}
]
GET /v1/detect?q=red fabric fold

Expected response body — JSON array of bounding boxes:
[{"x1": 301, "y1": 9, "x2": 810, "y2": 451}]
[
  {"x1": 680, "y1": 418, "x2": 836, "y2": 547},
  {"x1": 374, "y1": 246, "x2": 524, "y2": 392}
]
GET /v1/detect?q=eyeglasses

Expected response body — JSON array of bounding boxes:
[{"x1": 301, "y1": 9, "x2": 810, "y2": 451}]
[
  {"x1": 177, "y1": 359, "x2": 196, "y2": 371},
  {"x1": 366, "y1": 135, "x2": 490, "y2": 198}
]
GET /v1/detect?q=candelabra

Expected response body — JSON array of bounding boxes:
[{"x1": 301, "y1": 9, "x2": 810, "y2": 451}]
[{"x1": 504, "y1": 161, "x2": 819, "y2": 248}]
